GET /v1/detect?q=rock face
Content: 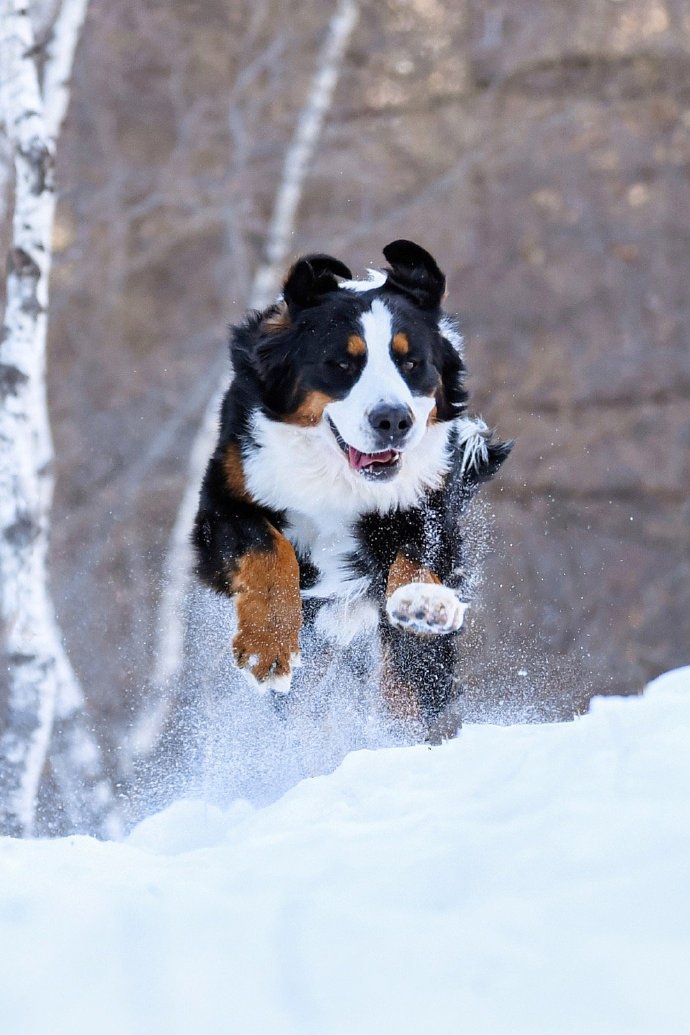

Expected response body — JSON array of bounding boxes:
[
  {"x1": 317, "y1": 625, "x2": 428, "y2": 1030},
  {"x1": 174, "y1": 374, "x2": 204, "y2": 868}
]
[{"x1": 7, "y1": 0, "x2": 686, "y2": 745}]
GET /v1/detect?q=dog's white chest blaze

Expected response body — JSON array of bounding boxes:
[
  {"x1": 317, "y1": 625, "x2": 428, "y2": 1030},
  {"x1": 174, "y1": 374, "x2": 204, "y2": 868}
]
[
  {"x1": 243, "y1": 409, "x2": 455, "y2": 600},
  {"x1": 284, "y1": 508, "x2": 370, "y2": 601}
]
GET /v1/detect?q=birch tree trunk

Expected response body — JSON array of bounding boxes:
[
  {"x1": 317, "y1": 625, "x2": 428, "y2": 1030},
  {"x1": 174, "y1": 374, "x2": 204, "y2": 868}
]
[
  {"x1": 0, "y1": 0, "x2": 116, "y2": 836},
  {"x1": 139, "y1": 0, "x2": 360, "y2": 758},
  {"x1": 0, "y1": 137, "x2": 10, "y2": 227},
  {"x1": 39, "y1": 0, "x2": 119, "y2": 838}
]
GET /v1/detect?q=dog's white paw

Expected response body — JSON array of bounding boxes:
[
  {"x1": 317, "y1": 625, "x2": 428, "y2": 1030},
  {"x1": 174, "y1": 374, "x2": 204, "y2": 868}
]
[
  {"x1": 386, "y1": 582, "x2": 468, "y2": 635},
  {"x1": 233, "y1": 644, "x2": 302, "y2": 696}
]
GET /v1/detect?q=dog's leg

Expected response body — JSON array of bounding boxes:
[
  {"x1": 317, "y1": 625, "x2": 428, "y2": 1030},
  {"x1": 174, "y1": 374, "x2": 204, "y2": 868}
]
[
  {"x1": 380, "y1": 622, "x2": 462, "y2": 731},
  {"x1": 230, "y1": 527, "x2": 302, "y2": 695},
  {"x1": 193, "y1": 448, "x2": 302, "y2": 694},
  {"x1": 380, "y1": 552, "x2": 465, "y2": 734}
]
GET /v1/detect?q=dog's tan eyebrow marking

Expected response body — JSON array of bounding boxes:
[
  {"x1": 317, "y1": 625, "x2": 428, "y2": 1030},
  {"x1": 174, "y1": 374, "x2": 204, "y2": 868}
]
[
  {"x1": 392, "y1": 332, "x2": 410, "y2": 356},
  {"x1": 347, "y1": 334, "x2": 366, "y2": 357},
  {"x1": 223, "y1": 442, "x2": 250, "y2": 500},
  {"x1": 386, "y1": 551, "x2": 441, "y2": 598},
  {"x1": 283, "y1": 389, "x2": 334, "y2": 427}
]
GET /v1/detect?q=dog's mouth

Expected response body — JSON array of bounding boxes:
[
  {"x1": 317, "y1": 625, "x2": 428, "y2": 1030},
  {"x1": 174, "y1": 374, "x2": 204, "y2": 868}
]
[{"x1": 327, "y1": 418, "x2": 401, "y2": 480}]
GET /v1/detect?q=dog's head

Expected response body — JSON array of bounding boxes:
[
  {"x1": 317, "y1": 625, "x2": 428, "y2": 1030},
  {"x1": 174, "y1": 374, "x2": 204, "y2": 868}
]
[{"x1": 239, "y1": 240, "x2": 469, "y2": 482}]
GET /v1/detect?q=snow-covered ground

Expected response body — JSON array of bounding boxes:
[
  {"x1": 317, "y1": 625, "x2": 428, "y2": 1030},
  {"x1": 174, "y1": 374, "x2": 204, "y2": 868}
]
[{"x1": 1, "y1": 668, "x2": 689, "y2": 1035}]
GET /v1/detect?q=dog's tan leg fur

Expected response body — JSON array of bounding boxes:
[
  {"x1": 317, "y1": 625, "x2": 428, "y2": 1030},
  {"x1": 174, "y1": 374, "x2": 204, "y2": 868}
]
[
  {"x1": 386, "y1": 552, "x2": 441, "y2": 596},
  {"x1": 380, "y1": 643, "x2": 422, "y2": 721},
  {"x1": 231, "y1": 528, "x2": 301, "y2": 684}
]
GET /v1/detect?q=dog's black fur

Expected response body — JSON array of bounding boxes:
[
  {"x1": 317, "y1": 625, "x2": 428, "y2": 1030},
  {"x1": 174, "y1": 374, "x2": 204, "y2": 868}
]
[{"x1": 193, "y1": 240, "x2": 511, "y2": 734}]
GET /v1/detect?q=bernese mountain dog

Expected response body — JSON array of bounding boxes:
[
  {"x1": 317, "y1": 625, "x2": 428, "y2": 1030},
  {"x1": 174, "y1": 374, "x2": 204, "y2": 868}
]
[{"x1": 193, "y1": 240, "x2": 511, "y2": 736}]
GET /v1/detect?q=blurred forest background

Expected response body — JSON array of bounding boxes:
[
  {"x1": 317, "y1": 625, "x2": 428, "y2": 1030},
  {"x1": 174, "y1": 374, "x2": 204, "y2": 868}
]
[{"x1": 1, "y1": 0, "x2": 689, "y2": 826}]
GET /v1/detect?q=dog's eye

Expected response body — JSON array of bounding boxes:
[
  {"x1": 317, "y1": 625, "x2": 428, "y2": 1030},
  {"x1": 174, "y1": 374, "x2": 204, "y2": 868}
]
[
  {"x1": 326, "y1": 358, "x2": 354, "y2": 372},
  {"x1": 401, "y1": 359, "x2": 418, "y2": 372}
]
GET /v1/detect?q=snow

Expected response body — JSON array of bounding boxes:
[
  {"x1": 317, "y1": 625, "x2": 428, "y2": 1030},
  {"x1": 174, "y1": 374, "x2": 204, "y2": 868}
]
[{"x1": 1, "y1": 667, "x2": 690, "y2": 1035}]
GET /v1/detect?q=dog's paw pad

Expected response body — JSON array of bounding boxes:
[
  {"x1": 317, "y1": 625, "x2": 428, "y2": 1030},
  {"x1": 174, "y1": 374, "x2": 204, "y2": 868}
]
[{"x1": 386, "y1": 583, "x2": 468, "y2": 635}]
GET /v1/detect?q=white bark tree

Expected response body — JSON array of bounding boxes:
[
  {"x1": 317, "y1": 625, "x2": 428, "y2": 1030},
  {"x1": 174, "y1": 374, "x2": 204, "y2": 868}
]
[
  {"x1": 0, "y1": 0, "x2": 117, "y2": 836},
  {"x1": 137, "y1": 0, "x2": 360, "y2": 758}
]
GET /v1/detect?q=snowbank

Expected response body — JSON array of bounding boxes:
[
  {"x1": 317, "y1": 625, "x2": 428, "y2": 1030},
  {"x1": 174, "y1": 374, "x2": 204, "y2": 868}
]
[{"x1": 1, "y1": 668, "x2": 689, "y2": 1035}]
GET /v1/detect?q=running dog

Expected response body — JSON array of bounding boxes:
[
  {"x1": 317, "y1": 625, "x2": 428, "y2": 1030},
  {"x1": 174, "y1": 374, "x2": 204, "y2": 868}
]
[{"x1": 193, "y1": 240, "x2": 511, "y2": 733}]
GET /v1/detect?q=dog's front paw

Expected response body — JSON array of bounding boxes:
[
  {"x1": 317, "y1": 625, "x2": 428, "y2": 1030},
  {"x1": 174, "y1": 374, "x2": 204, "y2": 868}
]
[
  {"x1": 386, "y1": 582, "x2": 468, "y2": 635},
  {"x1": 232, "y1": 631, "x2": 301, "y2": 695}
]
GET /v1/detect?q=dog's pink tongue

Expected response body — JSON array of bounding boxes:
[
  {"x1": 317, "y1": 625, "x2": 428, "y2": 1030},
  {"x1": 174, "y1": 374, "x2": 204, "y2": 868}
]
[{"x1": 348, "y1": 446, "x2": 394, "y2": 470}]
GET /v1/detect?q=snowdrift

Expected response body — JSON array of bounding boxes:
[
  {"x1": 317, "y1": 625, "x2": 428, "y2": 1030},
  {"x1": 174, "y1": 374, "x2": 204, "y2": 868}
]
[{"x1": 1, "y1": 668, "x2": 689, "y2": 1035}]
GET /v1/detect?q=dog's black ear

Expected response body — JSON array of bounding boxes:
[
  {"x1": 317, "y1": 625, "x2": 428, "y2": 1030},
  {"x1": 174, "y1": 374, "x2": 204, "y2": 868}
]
[
  {"x1": 383, "y1": 239, "x2": 446, "y2": 310},
  {"x1": 282, "y1": 254, "x2": 352, "y2": 313}
]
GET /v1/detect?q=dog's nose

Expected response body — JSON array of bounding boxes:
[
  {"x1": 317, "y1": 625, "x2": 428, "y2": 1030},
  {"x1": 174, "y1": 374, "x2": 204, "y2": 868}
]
[{"x1": 368, "y1": 403, "x2": 414, "y2": 443}]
